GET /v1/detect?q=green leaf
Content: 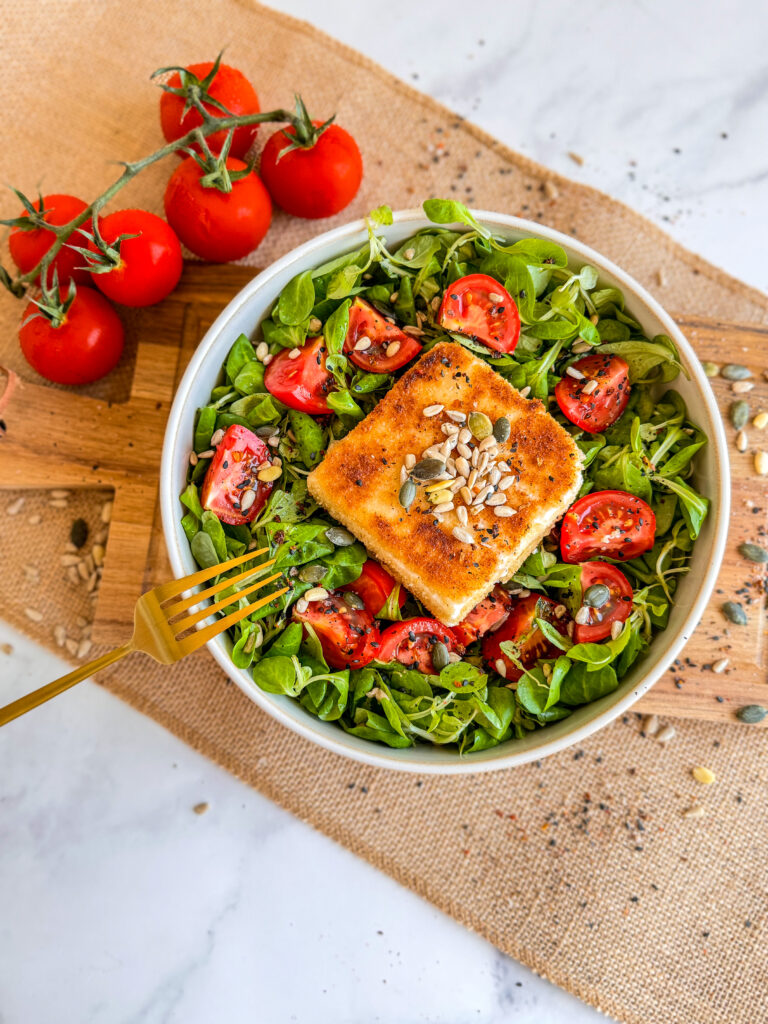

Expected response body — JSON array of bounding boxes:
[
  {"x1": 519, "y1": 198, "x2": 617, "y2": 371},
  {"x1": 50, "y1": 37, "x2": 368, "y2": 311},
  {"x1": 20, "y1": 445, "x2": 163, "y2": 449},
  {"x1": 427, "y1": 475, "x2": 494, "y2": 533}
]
[
  {"x1": 288, "y1": 409, "x2": 326, "y2": 468},
  {"x1": 194, "y1": 406, "x2": 217, "y2": 452},
  {"x1": 435, "y1": 662, "x2": 488, "y2": 693},
  {"x1": 201, "y1": 510, "x2": 228, "y2": 562},
  {"x1": 228, "y1": 392, "x2": 283, "y2": 427},
  {"x1": 261, "y1": 318, "x2": 308, "y2": 350},
  {"x1": 567, "y1": 621, "x2": 632, "y2": 669},
  {"x1": 368, "y1": 204, "x2": 393, "y2": 226},
  {"x1": 422, "y1": 198, "x2": 490, "y2": 238},
  {"x1": 327, "y1": 264, "x2": 362, "y2": 300},
  {"x1": 535, "y1": 617, "x2": 573, "y2": 651},
  {"x1": 277, "y1": 271, "x2": 315, "y2": 326},
  {"x1": 559, "y1": 662, "x2": 619, "y2": 705},
  {"x1": 190, "y1": 530, "x2": 219, "y2": 569},
  {"x1": 225, "y1": 334, "x2": 256, "y2": 382},
  {"x1": 232, "y1": 359, "x2": 266, "y2": 396},
  {"x1": 651, "y1": 475, "x2": 709, "y2": 539},
  {"x1": 323, "y1": 298, "x2": 351, "y2": 356},
  {"x1": 180, "y1": 482, "x2": 204, "y2": 520},
  {"x1": 327, "y1": 389, "x2": 364, "y2": 418},
  {"x1": 596, "y1": 340, "x2": 684, "y2": 383}
]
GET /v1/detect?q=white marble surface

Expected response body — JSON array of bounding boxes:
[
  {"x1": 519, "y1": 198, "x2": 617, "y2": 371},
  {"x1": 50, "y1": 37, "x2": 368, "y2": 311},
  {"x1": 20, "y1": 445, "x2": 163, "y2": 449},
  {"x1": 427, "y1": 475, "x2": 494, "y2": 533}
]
[{"x1": 2, "y1": 2, "x2": 767, "y2": 1022}]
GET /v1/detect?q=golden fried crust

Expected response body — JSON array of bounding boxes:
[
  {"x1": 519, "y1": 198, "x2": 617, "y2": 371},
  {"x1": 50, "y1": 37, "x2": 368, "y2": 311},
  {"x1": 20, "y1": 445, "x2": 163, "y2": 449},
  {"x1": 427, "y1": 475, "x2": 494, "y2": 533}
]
[{"x1": 308, "y1": 342, "x2": 582, "y2": 624}]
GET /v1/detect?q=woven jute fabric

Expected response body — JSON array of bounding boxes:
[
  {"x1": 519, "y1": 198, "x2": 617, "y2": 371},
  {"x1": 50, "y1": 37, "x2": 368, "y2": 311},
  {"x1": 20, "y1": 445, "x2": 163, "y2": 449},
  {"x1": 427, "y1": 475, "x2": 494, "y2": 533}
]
[{"x1": 2, "y1": 4, "x2": 767, "y2": 1022}]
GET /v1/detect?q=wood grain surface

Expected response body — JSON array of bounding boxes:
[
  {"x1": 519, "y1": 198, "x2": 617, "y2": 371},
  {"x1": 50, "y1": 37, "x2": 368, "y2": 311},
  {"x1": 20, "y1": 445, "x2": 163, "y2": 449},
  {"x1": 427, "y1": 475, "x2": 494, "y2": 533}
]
[{"x1": 1, "y1": 264, "x2": 765, "y2": 723}]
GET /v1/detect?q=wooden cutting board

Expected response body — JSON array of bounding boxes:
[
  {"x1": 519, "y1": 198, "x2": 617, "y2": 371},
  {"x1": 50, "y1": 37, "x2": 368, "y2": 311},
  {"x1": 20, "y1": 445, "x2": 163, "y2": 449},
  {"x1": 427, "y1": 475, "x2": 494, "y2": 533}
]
[{"x1": 1, "y1": 264, "x2": 765, "y2": 724}]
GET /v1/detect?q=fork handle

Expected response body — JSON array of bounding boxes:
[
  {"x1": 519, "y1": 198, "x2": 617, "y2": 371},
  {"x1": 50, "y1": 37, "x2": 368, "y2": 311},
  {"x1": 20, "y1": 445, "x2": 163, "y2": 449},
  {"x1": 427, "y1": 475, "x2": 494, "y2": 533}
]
[{"x1": 0, "y1": 641, "x2": 135, "y2": 727}]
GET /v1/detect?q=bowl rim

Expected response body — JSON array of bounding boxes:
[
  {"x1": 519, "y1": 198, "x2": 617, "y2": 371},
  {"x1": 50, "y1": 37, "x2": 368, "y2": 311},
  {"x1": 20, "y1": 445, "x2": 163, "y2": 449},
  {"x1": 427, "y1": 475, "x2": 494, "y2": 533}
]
[{"x1": 160, "y1": 207, "x2": 730, "y2": 775}]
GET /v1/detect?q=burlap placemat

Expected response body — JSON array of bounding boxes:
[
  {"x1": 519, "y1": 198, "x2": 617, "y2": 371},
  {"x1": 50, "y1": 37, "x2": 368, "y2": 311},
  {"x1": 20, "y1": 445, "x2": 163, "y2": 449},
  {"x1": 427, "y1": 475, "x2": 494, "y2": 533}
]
[{"x1": 2, "y1": 4, "x2": 767, "y2": 1022}]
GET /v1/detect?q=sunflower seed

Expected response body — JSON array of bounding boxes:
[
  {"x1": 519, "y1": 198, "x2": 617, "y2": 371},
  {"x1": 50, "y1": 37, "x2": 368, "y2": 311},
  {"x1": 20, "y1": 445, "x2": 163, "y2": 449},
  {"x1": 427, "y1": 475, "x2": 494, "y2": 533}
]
[
  {"x1": 449, "y1": 476, "x2": 466, "y2": 491},
  {"x1": 732, "y1": 380, "x2": 754, "y2": 394},
  {"x1": 477, "y1": 452, "x2": 490, "y2": 475},
  {"x1": 287, "y1": 347, "x2": 302, "y2": 360},
  {"x1": 584, "y1": 583, "x2": 610, "y2": 608},
  {"x1": 455, "y1": 456, "x2": 470, "y2": 478},
  {"x1": 403, "y1": 325, "x2": 424, "y2": 336},
  {"x1": 497, "y1": 460, "x2": 511, "y2": 473},
  {"x1": 554, "y1": 604, "x2": 567, "y2": 619},
  {"x1": 467, "y1": 468, "x2": 478, "y2": 489},
  {"x1": 566, "y1": 365, "x2": 585, "y2": 380},
  {"x1": 468, "y1": 411, "x2": 493, "y2": 439},
  {"x1": 692, "y1": 765, "x2": 716, "y2": 785},
  {"x1": 240, "y1": 489, "x2": 256, "y2": 511},
  {"x1": 399, "y1": 479, "x2": 417, "y2": 509},
  {"x1": 457, "y1": 505, "x2": 468, "y2": 526},
  {"x1": 432, "y1": 501, "x2": 454, "y2": 515},
  {"x1": 721, "y1": 363, "x2": 751, "y2": 381},
  {"x1": 712, "y1": 657, "x2": 730, "y2": 673},
  {"x1": 701, "y1": 360, "x2": 720, "y2": 377},
  {"x1": 656, "y1": 724, "x2": 676, "y2": 744},
  {"x1": 446, "y1": 410, "x2": 466, "y2": 423},
  {"x1": 101, "y1": 501, "x2": 113, "y2": 524},
  {"x1": 295, "y1": 598, "x2": 308, "y2": 614},
  {"x1": 24, "y1": 607, "x2": 43, "y2": 623},
  {"x1": 267, "y1": 435, "x2": 280, "y2": 447},
  {"x1": 441, "y1": 422, "x2": 460, "y2": 436},
  {"x1": 262, "y1": 354, "x2": 273, "y2": 366},
  {"x1": 210, "y1": 428, "x2": 225, "y2": 447},
  {"x1": 304, "y1": 587, "x2": 329, "y2": 603},
  {"x1": 65, "y1": 638, "x2": 79, "y2": 656},
  {"x1": 730, "y1": 400, "x2": 750, "y2": 429},
  {"x1": 309, "y1": 317, "x2": 322, "y2": 333},
  {"x1": 386, "y1": 341, "x2": 401, "y2": 358},
  {"x1": 471, "y1": 447, "x2": 479, "y2": 468},
  {"x1": 256, "y1": 342, "x2": 269, "y2": 361},
  {"x1": 494, "y1": 506, "x2": 517, "y2": 518},
  {"x1": 572, "y1": 341, "x2": 590, "y2": 354},
  {"x1": 457, "y1": 443, "x2": 472, "y2": 460},
  {"x1": 485, "y1": 493, "x2": 507, "y2": 507},
  {"x1": 488, "y1": 291, "x2": 504, "y2": 303},
  {"x1": 422, "y1": 444, "x2": 445, "y2": 460},
  {"x1": 51, "y1": 489, "x2": 70, "y2": 499},
  {"x1": 91, "y1": 544, "x2": 105, "y2": 568},
  {"x1": 494, "y1": 658, "x2": 507, "y2": 678},
  {"x1": 458, "y1": 428, "x2": 472, "y2": 445},
  {"x1": 460, "y1": 486, "x2": 473, "y2": 505},
  {"x1": 404, "y1": 453, "x2": 416, "y2": 470},
  {"x1": 736, "y1": 430, "x2": 748, "y2": 452},
  {"x1": 755, "y1": 451, "x2": 768, "y2": 475},
  {"x1": 354, "y1": 337, "x2": 372, "y2": 351},
  {"x1": 575, "y1": 606, "x2": 591, "y2": 625},
  {"x1": 61, "y1": 553, "x2": 81, "y2": 568},
  {"x1": 28, "y1": 514, "x2": 42, "y2": 526},
  {"x1": 452, "y1": 526, "x2": 475, "y2": 545},
  {"x1": 722, "y1": 600, "x2": 747, "y2": 625},
  {"x1": 519, "y1": 386, "x2": 531, "y2": 398},
  {"x1": 431, "y1": 641, "x2": 450, "y2": 671},
  {"x1": 582, "y1": 378, "x2": 599, "y2": 395},
  {"x1": 53, "y1": 625, "x2": 67, "y2": 648},
  {"x1": 478, "y1": 435, "x2": 496, "y2": 453},
  {"x1": 258, "y1": 465, "x2": 282, "y2": 482},
  {"x1": 6, "y1": 497, "x2": 25, "y2": 516},
  {"x1": 439, "y1": 438, "x2": 456, "y2": 459},
  {"x1": 736, "y1": 704, "x2": 767, "y2": 724},
  {"x1": 611, "y1": 620, "x2": 623, "y2": 640},
  {"x1": 489, "y1": 467, "x2": 501, "y2": 486},
  {"x1": 682, "y1": 805, "x2": 705, "y2": 819},
  {"x1": 642, "y1": 714, "x2": 659, "y2": 737},
  {"x1": 498, "y1": 476, "x2": 516, "y2": 491},
  {"x1": 753, "y1": 411, "x2": 768, "y2": 430},
  {"x1": 389, "y1": 291, "x2": 398, "y2": 303},
  {"x1": 412, "y1": 458, "x2": 445, "y2": 481},
  {"x1": 474, "y1": 485, "x2": 493, "y2": 505},
  {"x1": 77, "y1": 639, "x2": 92, "y2": 659}
]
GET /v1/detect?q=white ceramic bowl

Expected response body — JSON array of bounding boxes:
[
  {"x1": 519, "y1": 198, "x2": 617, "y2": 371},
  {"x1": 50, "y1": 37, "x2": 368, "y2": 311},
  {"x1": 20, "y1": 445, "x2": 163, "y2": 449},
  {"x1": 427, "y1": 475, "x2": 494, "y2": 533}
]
[{"x1": 160, "y1": 210, "x2": 729, "y2": 774}]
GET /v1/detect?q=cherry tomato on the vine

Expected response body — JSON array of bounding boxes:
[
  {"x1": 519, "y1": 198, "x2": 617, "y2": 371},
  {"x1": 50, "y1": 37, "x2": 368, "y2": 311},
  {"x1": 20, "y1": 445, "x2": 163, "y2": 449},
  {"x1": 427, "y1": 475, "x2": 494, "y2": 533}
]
[
  {"x1": 87, "y1": 209, "x2": 182, "y2": 307},
  {"x1": 19, "y1": 286, "x2": 124, "y2": 386},
  {"x1": 8, "y1": 194, "x2": 93, "y2": 288}
]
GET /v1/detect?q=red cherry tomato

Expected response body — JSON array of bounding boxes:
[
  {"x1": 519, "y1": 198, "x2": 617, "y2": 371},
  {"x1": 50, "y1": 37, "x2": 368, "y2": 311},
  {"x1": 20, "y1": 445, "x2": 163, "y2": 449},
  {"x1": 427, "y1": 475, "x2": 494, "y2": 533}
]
[
  {"x1": 159, "y1": 62, "x2": 261, "y2": 159},
  {"x1": 340, "y1": 559, "x2": 407, "y2": 617},
  {"x1": 573, "y1": 562, "x2": 633, "y2": 643},
  {"x1": 87, "y1": 209, "x2": 182, "y2": 307},
  {"x1": 560, "y1": 490, "x2": 656, "y2": 563},
  {"x1": 263, "y1": 336, "x2": 335, "y2": 415},
  {"x1": 200, "y1": 425, "x2": 274, "y2": 526},
  {"x1": 438, "y1": 274, "x2": 520, "y2": 354},
  {"x1": 8, "y1": 194, "x2": 93, "y2": 288},
  {"x1": 260, "y1": 121, "x2": 363, "y2": 220},
  {"x1": 343, "y1": 298, "x2": 421, "y2": 372},
  {"x1": 19, "y1": 286, "x2": 124, "y2": 386},
  {"x1": 377, "y1": 618, "x2": 460, "y2": 674},
  {"x1": 452, "y1": 586, "x2": 512, "y2": 648},
  {"x1": 482, "y1": 593, "x2": 569, "y2": 682},
  {"x1": 555, "y1": 353, "x2": 631, "y2": 433},
  {"x1": 293, "y1": 593, "x2": 380, "y2": 670},
  {"x1": 164, "y1": 156, "x2": 272, "y2": 262}
]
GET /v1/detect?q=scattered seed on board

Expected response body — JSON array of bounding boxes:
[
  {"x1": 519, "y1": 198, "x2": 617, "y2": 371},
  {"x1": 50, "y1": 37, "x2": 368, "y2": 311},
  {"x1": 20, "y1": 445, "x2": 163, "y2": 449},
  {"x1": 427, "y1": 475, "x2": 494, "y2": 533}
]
[
  {"x1": 712, "y1": 657, "x2": 730, "y2": 674},
  {"x1": 701, "y1": 361, "x2": 720, "y2": 378},
  {"x1": 736, "y1": 704, "x2": 767, "y2": 724},
  {"x1": 642, "y1": 714, "x2": 660, "y2": 737},
  {"x1": 28, "y1": 514, "x2": 42, "y2": 526},
  {"x1": 729, "y1": 400, "x2": 750, "y2": 429},
  {"x1": 754, "y1": 451, "x2": 768, "y2": 475},
  {"x1": 753, "y1": 412, "x2": 768, "y2": 430},
  {"x1": 721, "y1": 363, "x2": 752, "y2": 381},
  {"x1": 722, "y1": 600, "x2": 748, "y2": 625},
  {"x1": 732, "y1": 381, "x2": 754, "y2": 394},
  {"x1": 736, "y1": 430, "x2": 748, "y2": 452},
  {"x1": 61, "y1": 554, "x2": 81, "y2": 568},
  {"x1": 656, "y1": 724, "x2": 676, "y2": 744},
  {"x1": 49, "y1": 498, "x2": 69, "y2": 509},
  {"x1": 738, "y1": 541, "x2": 768, "y2": 564},
  {"x1": 6, "y1": 497, "x2": 25, "y2": 516}
]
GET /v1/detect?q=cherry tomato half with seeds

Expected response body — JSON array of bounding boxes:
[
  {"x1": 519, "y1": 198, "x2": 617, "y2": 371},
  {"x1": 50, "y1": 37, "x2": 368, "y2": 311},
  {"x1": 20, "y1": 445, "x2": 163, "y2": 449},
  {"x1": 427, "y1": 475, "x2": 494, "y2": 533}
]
[
  {"x1": 264, "y1": 336, "x2": 335, "y2": 415},
  {"x1": 200, "y1": 424, "x2": 274, "y2": 526},
  {"x1": 19, "y1": 286, "x2": 124, "y2": 386},
  {"x1": 159, "y1": 62, "x2": 261, "y2": 159},
  {"x1": 164, "y1": 156, "x2": 272, "y2": 263},
  {"x1": 574, "y1": 562, "x2": 633, "y2": 643},
  {"x1": 438, "y1": 274, "x2": 520, "y2": 354},
  {"x1": 293, "y1": 594, "x2": 380, "y2": 670},
  {"x1": 482, "y1": 593, "x2": 569, "y2": 682},
  {"x1": 452, "y1": 585, "x2": 513, "y2": 648},
  {"x1": 555, "y1": 353, "x2": 631, "y2": 433},
  {"x1": 88, "y1": 209, "x2": 182, "y2": 307},
  {"x1": 9, "y1": 194, "x2": 93, "y2": 288},
  {"x1": 343, "y1": 298, "x2": 422, "y2": 373},
  {"x1": 560, "y1": 489, "x2": 656, "y2": 563},
  {"x1": 339, "y1": 559, "x2": 407, "y2": 617},
  {"x1": 260, "y1": 121, "x2": 362, "y2": 220},
  {"x1": 377, "y1": 618, "x2": 460, "y2": 674}
]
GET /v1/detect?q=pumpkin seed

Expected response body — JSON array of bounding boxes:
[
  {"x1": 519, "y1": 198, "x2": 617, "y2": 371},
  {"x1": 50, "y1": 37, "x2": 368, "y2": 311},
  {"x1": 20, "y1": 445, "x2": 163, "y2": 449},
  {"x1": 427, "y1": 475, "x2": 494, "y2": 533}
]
[
  {"x1": 399, "y1": 479, "x2": 417, "y2": 509},
  {"x1": 431, "y1": 641, "x2": 450, "y2": 671},
  {"x1": 721, "y1": 364, "x2": 752, "y2": 381},
  {"x1": 70, "y1": 518, "x2": 88, "y2": 549},
  {"x1": 298, "y1": 564, "x2": 326, "y2": 583},
  {"x1": 722, "y1": 600, "x2": 747, "y2": 625},
  {"x1": 701, "y1": 361, "x2": 720, "y2": 378},
  {"x1": 411, "y1": 458, "x2": 445, "y2": 480},
  {"x1": 467, "y1": 411, "x2": 493, "y2": 440},
  {"x1": 736, "y1": 704, "x2": 767, "y2": 724},
  {"x1": 325, "y1": 526, "x2": 355, "y2": 547},
  {"x1": 729, "y1": 400, "x2": 750, "y2": 430},
  {"x1": 493, "y1": 416, "x2": 511, "y2": 443},
  {"x1": 342, "y1": 592, "x2": 365, "y2": 610},
  {"x1": 583, "y1": 583, "x2": 610, "y2": 608},
  {"x1": 738, "y1": 541, "x2": 768, "y2": 564}
]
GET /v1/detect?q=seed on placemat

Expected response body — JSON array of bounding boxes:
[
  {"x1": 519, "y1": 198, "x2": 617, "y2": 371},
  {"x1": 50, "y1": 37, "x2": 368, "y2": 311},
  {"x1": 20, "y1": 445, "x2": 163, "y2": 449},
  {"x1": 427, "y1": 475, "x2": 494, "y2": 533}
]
[
  {"x1": 70, "y1": 518, "x2": 89, "y2": 549},
  {"x1": 721, "y1": 364, "x2": 752, "y2": 381},
  {"x1": 736, "y1": 704, "x2": 767, "y2": 724},
  {"x1": 656, "y1": 724, "x2": 676, "y2": 744},
  {"x1": 729, "y1": 400, "x2": 750, "y2": 430},
  {"x1": 692, "y1": 766, "x2": 716, "y2": 785},
  {"x1": 431, "y1": 641, "x2": 450, "y2": 671},
  {"x1": 738, "y1": 541, "x2": 768, "y2": 563},
  {"x1": 411, "y1": 458, "x2": 445, "y2": 481},
  {"x1": 722, "y1": 600, "x2": 747, "y2": 625}
]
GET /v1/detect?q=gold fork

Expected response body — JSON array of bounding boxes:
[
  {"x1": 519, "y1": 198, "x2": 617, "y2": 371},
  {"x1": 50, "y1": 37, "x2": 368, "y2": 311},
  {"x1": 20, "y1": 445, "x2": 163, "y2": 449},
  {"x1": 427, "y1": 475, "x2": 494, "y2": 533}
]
[{"x1": 0, "y1": 548, "x2": 287, "y2": 727}]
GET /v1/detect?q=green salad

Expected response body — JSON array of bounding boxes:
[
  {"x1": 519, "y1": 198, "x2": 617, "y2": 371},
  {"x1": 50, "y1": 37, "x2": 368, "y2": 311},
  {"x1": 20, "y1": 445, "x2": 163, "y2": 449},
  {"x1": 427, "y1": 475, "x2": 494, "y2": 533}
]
[{"x1": 179, "y1": 199, "x2": 709, "y2": 753}]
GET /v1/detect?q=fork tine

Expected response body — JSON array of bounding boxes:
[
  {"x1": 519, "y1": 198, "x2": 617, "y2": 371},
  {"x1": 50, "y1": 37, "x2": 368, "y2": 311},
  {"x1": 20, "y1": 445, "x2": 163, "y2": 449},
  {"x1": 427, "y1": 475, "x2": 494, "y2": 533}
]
[
  {"x1": 175, "y1": 587, "x2": 289, "y2": 656},
  {"x1": 166, "y1": 557, "x2": 277, "y2": 616},
  {"x1": 153, "y1": 547, "x2": 269, "y2": 602},
  {"x1": 172, "y1": 571, "x2": 284, "y2": 632}
]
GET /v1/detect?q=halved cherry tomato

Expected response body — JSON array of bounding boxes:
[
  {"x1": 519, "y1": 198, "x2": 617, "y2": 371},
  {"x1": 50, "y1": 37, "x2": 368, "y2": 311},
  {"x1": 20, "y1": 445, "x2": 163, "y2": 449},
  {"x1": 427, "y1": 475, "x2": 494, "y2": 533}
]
[
  {"x1": 201, "y1": 424, "x2": 274, "y2": 526},
  {"x1": 555, "y1": 353, "x2": 631, "y2": 433},
  {"x1": 340, "y1": 559, "x2": 406, "y2": 617},
  {"x1": 88, "y1": 209, "x2": 182, "y2": 307},
  {"x1": 482, "y1": 593, "x2": 568, "y2": 682},
  {"x1": 560, "y1": 489, "x2": 656, "y2": 563},
  {"x1": 343, "y1": 298, "x2": 422, "y2": 372},
  {"x1": 438, "y1": 274, "x2": 520, "y2": 354},
  {"x1": 452, "y1": 586, "x2": 512, "y2": 648},
  {"x1": 263, "y1": 336, "x2": 334, "y2": 415},
  {"x1": 574, "y1": 562, "x2": 633, "y2": 643},
  {"x1": 8, "y1": 194, "x2": 94, "y2": 287},
  {"x1": 293, "y1": 593, "x2": 380, "y2": 670},
  {"x1": 378, "y1": 618, "x2": 460, "y2": 674}
]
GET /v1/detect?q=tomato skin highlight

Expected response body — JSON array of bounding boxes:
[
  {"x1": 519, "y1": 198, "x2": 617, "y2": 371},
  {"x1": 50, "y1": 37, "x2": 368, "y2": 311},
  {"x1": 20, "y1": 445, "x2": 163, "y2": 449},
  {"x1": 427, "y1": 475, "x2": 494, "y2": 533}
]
[
  {"x1": 200, "y1": 424, "x2": 274, "y2": 526},
  {"x1": 164, "y1": 156, "x2": 272, "y2": 263},
  {"x1": 159, "y1": 62, "x2": 261, "y2": 159},
  {"x1": 573, "y1": 562, "x2": 633, "y2": 643},
  {"x1": 378, "y1": 618, "x2": 460, "y2": 674},
  {"x1": 260, "y1": 121, "x2": 363, "y2": 219},
  {"x1": 293, "y1": 593, "x2": 381, "y2": 670},
  {"x1": 560, "y1": 489, "x2": 656, "y2": 564},
  {"x1": 555, "y1": 353, "x2": 631, "y2": 433},
  {"x1": 452, "y1": 586, "x2": 513, "y2": 648},
  {"x1": 9, "y1": 194, "x2": 93, "y2": 288},
  {"x1": 263, "y1": 336, "x2": 335, "y2": 415},
  {"x1": 88, "y1": 209, "x2": 182, "y2": 307},
  {"x1": 340, "y1": 559, "x2": 406, "y2": 616},
  {"x1": 482, "y1": 593, "x2": 568, "y2": 682},
  {"x1": 343, "y1": 298, "x2": 421, "y2": 372},
  {"x1": 19, "y1": 286, "x2": 124, "y2": 386},
  {"x1": 438, "y1": 274, "x2": 520, "y2": 354}
]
